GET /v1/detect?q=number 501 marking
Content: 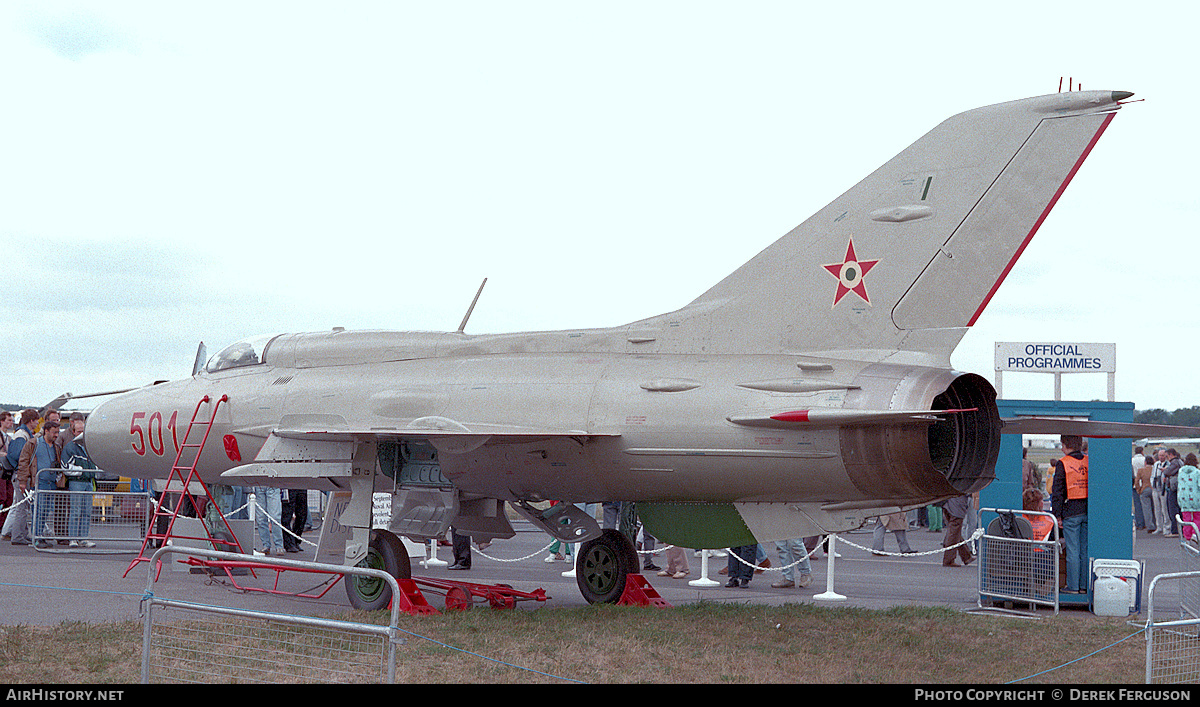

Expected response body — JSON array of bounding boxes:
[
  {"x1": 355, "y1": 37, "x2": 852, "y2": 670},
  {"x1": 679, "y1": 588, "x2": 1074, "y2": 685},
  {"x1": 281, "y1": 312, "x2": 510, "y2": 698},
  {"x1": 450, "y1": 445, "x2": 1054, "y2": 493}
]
[{"x1": 130, "y1": 411, "x2": 180, "y2": 457}]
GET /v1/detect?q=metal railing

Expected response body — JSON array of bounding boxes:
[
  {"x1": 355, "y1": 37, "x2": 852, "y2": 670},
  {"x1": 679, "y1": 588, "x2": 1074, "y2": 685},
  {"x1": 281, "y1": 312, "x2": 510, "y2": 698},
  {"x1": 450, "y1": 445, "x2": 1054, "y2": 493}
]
[
  {"x1": 141, "y1": 545, "x2": 404, "y2": 683},
  {"x1": 32, "y1": 485, "x2": 152, "y2": 549},
  {"x1": 1179, "y1": 520, "x2": 1200, "y2": 621},
  {"x1": 977, "y1": 507, "x2": 1060, "y2": 614},
  {"x1": 1145, "y1": 570, "x2": 1200, "y2": 684}
]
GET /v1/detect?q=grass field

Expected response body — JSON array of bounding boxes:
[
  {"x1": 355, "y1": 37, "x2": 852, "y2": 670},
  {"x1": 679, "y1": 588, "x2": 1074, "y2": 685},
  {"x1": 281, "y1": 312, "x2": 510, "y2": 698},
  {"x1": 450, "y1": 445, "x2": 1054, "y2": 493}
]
[{"x1": 0, "y1": 603, "x2": 1148, "y2": 684}]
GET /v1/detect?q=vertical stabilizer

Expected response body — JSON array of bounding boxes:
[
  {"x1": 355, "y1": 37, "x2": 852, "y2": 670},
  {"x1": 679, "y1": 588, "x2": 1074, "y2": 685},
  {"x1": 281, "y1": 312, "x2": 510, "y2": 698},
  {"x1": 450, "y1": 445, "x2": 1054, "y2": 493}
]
[{"x1": 635, "y1": 91, "x2": 1130, "y2": 364}]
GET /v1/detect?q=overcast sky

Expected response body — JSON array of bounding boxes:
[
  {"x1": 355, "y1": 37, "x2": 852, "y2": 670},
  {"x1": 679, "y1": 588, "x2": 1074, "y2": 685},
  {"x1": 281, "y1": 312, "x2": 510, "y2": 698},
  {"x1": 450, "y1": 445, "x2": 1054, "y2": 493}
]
[{"x1": 2, "y1": 1, "x2": 1197, "y2": 412}]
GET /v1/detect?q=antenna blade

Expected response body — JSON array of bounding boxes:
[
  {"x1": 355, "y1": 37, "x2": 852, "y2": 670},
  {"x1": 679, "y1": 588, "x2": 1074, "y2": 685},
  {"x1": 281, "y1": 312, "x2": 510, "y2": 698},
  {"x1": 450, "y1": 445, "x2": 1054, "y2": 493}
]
[
  {"x1": 41, "y1": 393, "x2": 72, "y2": 412},
  {"x1": 192, "y1": 341, "x2": 207, "y2": 376},
  {"x1": 457, "y1": 278, "x2": 488, "y2": 333}
]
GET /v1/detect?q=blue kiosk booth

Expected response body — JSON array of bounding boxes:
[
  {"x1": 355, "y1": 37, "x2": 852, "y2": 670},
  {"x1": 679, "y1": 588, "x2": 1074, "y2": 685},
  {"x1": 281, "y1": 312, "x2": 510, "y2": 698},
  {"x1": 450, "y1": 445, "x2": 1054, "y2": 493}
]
[{"x1": 982, "y1": 398, "x2": 1137, "y2": 607}]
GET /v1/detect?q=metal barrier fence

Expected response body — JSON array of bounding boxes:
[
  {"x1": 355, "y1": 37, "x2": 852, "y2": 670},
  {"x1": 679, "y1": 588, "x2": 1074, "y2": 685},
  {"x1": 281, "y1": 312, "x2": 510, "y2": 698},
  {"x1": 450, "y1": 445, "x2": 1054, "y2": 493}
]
[
  {"x1": 141, "y1": 546, "x2": 404, "y2": 684},
  {"x1": 32, "y1": 486, "x2": 152, "y2": 549},
  {"x1": 1179, "y1": 522, "x2": 1199, "y2": 620},
  {"x1": 1145, "y1": 570, "x2": 1200, "y2": 684},
  {"x1": 977, "y1": 508, "x2": 1059, "y2": 613}
]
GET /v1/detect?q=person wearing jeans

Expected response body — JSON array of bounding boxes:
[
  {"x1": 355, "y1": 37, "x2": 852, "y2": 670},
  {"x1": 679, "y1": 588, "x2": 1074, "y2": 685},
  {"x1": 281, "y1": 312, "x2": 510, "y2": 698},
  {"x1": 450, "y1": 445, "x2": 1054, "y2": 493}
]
[
  {"x1": 62, "y1": 432, "x2": 97, "y2": 549},
  {"x1": 253, "y1": 486, "x2": 283, "y2": 555},
  {"x1": 1051, "y1": 435, "x2": 1089, "y2": 594}
]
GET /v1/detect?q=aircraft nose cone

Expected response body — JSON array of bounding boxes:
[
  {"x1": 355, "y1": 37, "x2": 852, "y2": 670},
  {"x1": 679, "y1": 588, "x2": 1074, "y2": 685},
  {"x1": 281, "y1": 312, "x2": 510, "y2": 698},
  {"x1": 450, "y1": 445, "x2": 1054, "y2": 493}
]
[{"x1": 1112, "y1": 91, "x2": 1134, "y2": 102}]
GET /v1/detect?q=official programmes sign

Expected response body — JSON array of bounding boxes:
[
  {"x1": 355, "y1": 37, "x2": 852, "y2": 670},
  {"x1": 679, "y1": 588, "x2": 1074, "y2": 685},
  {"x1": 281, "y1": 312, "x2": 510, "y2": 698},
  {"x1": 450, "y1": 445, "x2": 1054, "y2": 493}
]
[{"x1": 995, "y1": 342, "x2": 1116, "y2": 374}]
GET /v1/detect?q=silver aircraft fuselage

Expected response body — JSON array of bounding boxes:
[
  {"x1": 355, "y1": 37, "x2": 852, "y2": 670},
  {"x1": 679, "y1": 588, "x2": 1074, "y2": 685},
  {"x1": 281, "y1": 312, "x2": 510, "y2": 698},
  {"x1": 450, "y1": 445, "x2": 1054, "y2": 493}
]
[
  {"x1": 86, "y1": 328, "x2": 995, "y2": 511},
  {"x1": 84, "y1": 89, "x2": 1136, "y2": 555}
]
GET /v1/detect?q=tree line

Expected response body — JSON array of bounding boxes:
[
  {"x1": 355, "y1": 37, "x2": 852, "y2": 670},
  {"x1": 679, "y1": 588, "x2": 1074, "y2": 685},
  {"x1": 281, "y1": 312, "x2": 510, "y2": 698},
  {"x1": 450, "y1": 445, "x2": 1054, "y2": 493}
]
[{"x1": 1134, "y1": 406, "x2": 1200, "y2": 427}]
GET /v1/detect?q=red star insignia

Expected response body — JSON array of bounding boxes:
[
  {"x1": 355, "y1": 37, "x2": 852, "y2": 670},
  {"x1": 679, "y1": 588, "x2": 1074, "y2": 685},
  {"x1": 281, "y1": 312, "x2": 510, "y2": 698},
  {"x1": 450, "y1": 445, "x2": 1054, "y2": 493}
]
[{"x1": 822, "y1": 237, "x2": 879, "y2": 306}]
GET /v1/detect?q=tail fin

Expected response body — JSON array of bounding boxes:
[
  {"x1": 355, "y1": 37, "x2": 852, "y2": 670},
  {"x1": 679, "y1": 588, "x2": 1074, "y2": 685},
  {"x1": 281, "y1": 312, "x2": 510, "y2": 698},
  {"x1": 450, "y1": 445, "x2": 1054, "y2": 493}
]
[{"x1": 636, "y1": 91, "x2": 1131, "y2": 364}]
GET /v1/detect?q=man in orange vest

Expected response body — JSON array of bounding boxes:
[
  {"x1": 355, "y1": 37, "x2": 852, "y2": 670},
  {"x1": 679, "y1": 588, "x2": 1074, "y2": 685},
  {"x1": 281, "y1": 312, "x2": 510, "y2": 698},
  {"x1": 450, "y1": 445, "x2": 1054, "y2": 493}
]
[{"x1": 1051, "y1": 434, "x2": 1088, "y2": 594}]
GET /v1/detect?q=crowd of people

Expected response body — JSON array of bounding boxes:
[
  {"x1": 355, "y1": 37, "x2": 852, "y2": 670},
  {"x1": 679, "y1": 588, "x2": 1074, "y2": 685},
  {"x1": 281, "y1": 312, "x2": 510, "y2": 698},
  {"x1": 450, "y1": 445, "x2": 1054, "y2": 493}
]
[
  {"x1": 1133, "y1": 444, "x2": 1200, "y2": 541},
  {"x1": 1, "y1": 407, "x2": 309, "y2": 554},
  {"x1": 1, "y1": 408, "x2": 97, "y2": 548}
]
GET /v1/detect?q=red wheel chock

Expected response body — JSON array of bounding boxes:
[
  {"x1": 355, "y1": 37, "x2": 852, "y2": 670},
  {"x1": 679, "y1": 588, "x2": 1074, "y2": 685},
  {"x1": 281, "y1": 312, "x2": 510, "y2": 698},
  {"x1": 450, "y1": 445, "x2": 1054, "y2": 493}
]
[
  {"x1": 393, "y1": 578, "x2": 441, "y2": 616},
  {"x1": 616, "y1": 574, "x2": 672, "y2": 608}
]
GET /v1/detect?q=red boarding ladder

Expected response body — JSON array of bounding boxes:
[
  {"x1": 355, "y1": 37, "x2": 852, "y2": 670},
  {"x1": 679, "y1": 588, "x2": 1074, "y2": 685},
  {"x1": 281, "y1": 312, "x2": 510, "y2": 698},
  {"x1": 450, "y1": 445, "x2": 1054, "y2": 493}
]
[{"x1": 123, "y1": 395, "x2": 244, "y2": 580}]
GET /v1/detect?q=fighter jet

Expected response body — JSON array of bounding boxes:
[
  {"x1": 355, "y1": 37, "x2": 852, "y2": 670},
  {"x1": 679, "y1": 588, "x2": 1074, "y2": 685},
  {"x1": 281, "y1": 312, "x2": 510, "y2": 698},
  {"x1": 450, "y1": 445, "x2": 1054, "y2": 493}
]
[{"x1": 85, "y1": 89, "x2": 1141, "y2": 608}]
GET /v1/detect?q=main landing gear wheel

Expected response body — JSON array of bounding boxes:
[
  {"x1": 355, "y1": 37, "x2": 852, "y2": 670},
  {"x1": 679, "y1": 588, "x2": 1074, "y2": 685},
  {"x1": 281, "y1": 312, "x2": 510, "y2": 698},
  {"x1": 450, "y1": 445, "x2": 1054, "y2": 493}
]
[
  {"x1": 576, "y1": 528, "x2": 640, "y2": 604},
  {"x1": 345, "y1": 529, "x2": 411, "y2": 611}
]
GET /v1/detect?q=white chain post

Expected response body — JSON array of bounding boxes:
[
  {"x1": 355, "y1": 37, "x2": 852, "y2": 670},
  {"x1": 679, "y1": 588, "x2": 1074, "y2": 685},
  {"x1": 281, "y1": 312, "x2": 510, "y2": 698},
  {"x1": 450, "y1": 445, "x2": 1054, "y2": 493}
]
[
  {"x1": 561, "y1": 542, "x2": 578, "y2": 578},
  {"x1": 814, "y1": 534, "x2": 847, "y2": 601},
  {"x1": 421, "y1": 538, "x2": 447, "y2": 568},
  {"x1": 688, "y1": 549, "x2": 720, "y2": 588}
]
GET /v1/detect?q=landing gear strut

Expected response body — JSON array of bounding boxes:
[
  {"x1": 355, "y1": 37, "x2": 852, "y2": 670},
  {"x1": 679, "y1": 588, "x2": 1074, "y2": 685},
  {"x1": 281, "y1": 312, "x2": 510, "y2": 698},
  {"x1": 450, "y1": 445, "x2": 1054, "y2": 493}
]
[{"x1": 345, "y1": 529, "x2": 411, "y2": 611}]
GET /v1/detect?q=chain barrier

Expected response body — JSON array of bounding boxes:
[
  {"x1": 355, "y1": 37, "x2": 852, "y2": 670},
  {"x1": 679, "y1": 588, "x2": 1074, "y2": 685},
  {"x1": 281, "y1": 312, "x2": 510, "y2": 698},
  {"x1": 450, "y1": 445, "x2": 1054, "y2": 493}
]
[
  {"x1": 832, "y1": 527, "x2": 986, "y2": 560},
  {"x1": 247, "y1": 498, "x2": 318, "y2": 551},
  {"x1": 5, "y1": 489, "x2": 990, "y2": 572},
  {"x1": 473, "y1": 540, "x2": 557, "y2": 563},
  {"x1": 248, "y1": 496, "x2": 562, "y2": 562},
  {"x1": 212, "y1": 495, "x2": 562, "y2": 562},
  {"x1": 0, "y1": 488, "x2": 33, "y2": 515},
  {"x1": 719, "y1": 526, "x2": 986, "y2": 572},
  {"x1": 637, "y1": 542, "x2": 816, "y2": 575}
]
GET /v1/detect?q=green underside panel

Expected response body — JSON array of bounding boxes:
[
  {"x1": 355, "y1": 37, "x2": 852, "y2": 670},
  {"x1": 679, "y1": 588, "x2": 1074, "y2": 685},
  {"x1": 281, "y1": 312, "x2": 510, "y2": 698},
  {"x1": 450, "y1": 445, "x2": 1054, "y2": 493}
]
[{"x1": 637, "y1": 502, "x2": 757, "y2": 549}]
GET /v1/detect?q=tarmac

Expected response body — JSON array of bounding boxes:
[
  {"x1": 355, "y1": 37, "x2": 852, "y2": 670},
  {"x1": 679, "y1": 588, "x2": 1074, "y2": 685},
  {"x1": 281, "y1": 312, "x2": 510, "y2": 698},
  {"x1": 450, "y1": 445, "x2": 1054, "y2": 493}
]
[{"x1": 0, "y1": 515, "x2": 1190, "y2": 626}]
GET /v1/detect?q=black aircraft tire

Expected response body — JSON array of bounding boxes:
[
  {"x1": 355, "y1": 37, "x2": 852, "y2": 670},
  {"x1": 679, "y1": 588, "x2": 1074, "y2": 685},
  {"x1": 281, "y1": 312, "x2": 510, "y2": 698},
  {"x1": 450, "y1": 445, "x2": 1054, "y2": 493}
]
[
  {"x1": 345, "y1": 529, "x2": 412, "y2": 611},
  {"x1": 576, "y1": 528, "x2": 640, "y2": 604}
]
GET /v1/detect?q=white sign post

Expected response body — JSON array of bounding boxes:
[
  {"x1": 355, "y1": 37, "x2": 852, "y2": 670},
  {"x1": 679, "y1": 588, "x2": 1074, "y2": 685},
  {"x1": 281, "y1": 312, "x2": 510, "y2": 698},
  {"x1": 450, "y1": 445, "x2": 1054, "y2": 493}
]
[{"x1": 994, "y1": 342, "x2": 1116, "y2": 401}]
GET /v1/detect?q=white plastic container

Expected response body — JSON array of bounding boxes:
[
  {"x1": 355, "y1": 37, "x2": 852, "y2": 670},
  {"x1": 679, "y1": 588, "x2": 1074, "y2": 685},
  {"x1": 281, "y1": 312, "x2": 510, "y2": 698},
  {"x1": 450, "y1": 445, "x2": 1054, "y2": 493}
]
[
  {"x1": 1093, "y1": 575, "x2": 1130, "y2": 616},
  {"x1": 1090, "y1": 558, "x2": 1143, "y2": 614}
]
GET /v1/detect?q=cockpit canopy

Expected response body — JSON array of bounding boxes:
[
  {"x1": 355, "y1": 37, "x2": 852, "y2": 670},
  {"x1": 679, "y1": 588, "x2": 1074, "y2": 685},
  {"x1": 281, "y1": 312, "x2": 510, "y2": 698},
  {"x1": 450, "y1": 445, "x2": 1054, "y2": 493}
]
[{"x1": 205, "y1": 334, "x2": 279, "y2": 374}]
